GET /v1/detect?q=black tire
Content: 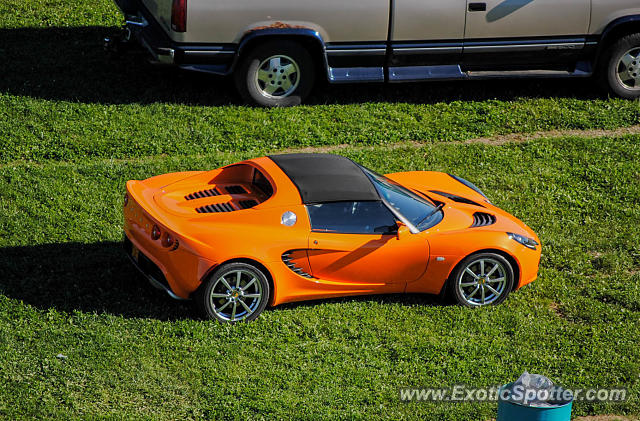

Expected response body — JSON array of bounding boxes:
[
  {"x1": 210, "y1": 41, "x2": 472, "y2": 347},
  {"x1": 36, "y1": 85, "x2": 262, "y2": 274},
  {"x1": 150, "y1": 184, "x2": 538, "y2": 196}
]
[
  {"x1": 195, "y1": 262, "x2": 270, "y2": 323},
  {"x1": 234, "y1": 40, "x2": 316, "y2": 107},
  {"x1": 448, "y1": 252, "x2": 515, "y2": 307},
  {"x1": 598, "y1": 33, "x2": 640, "y2": 99}
]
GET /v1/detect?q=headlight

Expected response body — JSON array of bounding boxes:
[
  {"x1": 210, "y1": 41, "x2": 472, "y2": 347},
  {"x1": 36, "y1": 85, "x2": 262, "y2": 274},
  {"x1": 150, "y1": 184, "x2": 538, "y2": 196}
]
[{"x1": 507, "y1": 232, "x2": 539, "y2": 250}]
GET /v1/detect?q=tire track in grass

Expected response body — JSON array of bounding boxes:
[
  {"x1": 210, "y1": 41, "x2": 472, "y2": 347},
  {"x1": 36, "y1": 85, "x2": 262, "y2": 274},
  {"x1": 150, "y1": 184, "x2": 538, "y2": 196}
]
[
  {"x1": 2, "y1": 125, "x2": 640, "y2": 169},
  {"x1": 281, "y1": 124, "x2": 640, "y2": 154}
]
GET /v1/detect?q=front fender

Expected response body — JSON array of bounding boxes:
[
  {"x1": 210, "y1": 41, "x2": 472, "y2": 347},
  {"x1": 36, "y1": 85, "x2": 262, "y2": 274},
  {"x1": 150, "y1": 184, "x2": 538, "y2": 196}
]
[
  {"x1": 386, "y1": 171, "x2": 490, "y2": 206},
  {"x1": 407, "y1": 229, "x2": 541, "y2": 294},
  {"x1": 595, "y1": 14, "x2": 640, "y2": 38}
]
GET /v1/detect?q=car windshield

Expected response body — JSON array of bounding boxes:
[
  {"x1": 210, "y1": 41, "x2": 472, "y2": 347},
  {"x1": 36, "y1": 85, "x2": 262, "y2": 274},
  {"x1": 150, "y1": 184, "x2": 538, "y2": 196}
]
[{"x1": 360, "y1": 166, "x2": 443, "y2": 231}]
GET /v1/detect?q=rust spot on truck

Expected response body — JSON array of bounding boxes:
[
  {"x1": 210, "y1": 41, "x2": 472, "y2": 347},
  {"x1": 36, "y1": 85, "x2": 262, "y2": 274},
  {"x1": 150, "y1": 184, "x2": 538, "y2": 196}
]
[{"x1": 248, "y1": 21, "x2": 310, "y2": 32}]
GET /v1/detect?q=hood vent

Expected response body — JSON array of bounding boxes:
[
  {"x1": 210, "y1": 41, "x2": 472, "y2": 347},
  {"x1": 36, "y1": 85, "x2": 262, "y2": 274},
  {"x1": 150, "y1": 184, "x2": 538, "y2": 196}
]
[
  {"x1": 225, "y1": 185, "x2": 247, "y2": 194},
  {"x1": 238, "y1": 200, "x2": 258, "y2": 209},
  {"x1": 196, "y1": 202, "x2": 235, "y2": 214},
  {"x1": 471, "y1": 212, "x2": 496, "y2": 227},
  {"x1": 430, "y1": 190, "x2": 484, "y2": 207},
  {"x1": 185, "y1": 188, "x2": 220, "y2": 201}
]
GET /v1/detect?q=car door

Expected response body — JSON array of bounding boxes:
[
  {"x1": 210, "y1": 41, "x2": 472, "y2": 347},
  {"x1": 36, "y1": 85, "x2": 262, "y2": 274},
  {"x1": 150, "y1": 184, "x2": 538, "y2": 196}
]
[
  {"x1": 306, "y1": 201, "x2": 429, "y2": 285},
  {"x1": 463, "y1": 0, "x2": 592, "y2": 68},
  {"x1": 389, "y1": 0, "x2": 467, "y2": 72}
]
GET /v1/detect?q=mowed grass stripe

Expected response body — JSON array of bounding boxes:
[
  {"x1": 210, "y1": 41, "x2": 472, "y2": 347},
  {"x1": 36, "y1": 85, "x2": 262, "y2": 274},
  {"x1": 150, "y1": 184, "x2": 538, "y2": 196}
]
[
  {"x1": 3, "y1": 129, "x2": 640, "y2": 171},
  {"x1": 2, "y1": 93, "x2": 640, "y2": 164},
  {"x1": 0, "y1": 136, "x2": 638, "y2": 419}
]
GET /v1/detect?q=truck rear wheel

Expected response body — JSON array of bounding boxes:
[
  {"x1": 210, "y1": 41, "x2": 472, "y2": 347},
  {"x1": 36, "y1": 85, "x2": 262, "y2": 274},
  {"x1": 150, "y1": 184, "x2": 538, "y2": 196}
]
[
  {"x1": 599, "y1": 33, "x2": 640, "y2": 99},
  {"x1": 234, "y1": 40, "x2": 316, "y2": 107}
]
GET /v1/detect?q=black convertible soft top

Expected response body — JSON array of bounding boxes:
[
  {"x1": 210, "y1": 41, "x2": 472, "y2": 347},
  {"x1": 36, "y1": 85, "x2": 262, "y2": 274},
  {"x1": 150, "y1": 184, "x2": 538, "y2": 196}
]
[{"x1": 268, "y1": 153, "x2": 380, "y2": 204}]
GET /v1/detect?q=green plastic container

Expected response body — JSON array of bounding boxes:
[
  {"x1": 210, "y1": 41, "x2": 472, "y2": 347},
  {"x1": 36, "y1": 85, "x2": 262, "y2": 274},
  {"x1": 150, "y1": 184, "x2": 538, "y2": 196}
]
[{"x1": 497, "y1": 383, "x2": 573, "y2": 421}]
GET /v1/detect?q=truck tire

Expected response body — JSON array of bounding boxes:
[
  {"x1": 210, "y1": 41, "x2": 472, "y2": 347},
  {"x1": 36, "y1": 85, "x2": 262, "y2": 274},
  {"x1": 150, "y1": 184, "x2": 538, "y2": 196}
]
[
  {"x1": 599, "y1": 33, "x2": 640, "y2": 99},
  {"x1": 234, "y1": 40, "x2": 316, "y2": 107}
]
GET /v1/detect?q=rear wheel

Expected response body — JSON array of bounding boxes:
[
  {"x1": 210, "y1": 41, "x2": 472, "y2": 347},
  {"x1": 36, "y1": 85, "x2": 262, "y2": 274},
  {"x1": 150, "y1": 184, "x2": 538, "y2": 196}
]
[
  {"x1": 196, "y1": 263, "x2": 270, "y2": 322},
  {"x1": 599, "y1": 33, "x2": 640, "y2": 99},
  {"x1": 234, "y1": 40, "x2": 315, "y2": 107},
  {"x1": 449, "y1": 253, "x2": 515, "y2": 307}
]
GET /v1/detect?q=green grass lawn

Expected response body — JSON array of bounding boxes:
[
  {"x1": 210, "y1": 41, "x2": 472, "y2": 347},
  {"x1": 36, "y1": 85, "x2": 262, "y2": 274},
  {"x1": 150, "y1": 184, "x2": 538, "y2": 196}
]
[
  {"x1": 1, "y1": 0, "x2": 640, "y2": 419},
  {"x1": 2, "y1": 1, "x2": 640, "y2": 165},
  {"x1": 1, "y1": 137, "x2": 639, "y2": 419}
]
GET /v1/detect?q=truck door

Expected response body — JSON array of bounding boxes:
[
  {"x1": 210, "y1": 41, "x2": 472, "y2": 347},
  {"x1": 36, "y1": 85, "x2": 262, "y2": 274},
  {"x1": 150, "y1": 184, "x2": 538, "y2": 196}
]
[
  {"x1": 463, "y1": 0, "x2": 592, "y2": 68},
  {"x1": 390, "y1": 0, "x2": 468, "y2": 70}
]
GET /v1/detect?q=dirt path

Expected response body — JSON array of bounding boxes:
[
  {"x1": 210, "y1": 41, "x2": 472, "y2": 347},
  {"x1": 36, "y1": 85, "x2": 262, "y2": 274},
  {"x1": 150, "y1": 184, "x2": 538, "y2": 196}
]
[
  {"x1": 4, "y1": 124, "x2": 640, "y2": 169},
  {"x1": 281, "y1": 124, "x2": 640, "y2": 154},
  {"x1": 467, "y1": 125, "x2": 640, "y2": 146}
]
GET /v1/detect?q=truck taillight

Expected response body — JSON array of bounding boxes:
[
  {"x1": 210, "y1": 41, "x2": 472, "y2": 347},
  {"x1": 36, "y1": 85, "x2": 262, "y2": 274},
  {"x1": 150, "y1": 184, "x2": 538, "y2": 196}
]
[{"x1": 171, "y1": 0, "x2": 187, "y2": 32}]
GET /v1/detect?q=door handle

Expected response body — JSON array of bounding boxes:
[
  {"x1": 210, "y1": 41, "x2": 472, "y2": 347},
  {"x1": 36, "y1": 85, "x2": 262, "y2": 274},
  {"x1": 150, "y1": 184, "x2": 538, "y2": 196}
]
[{"x1": 468, "y1": 2, "x2": 487, "y2": 11}]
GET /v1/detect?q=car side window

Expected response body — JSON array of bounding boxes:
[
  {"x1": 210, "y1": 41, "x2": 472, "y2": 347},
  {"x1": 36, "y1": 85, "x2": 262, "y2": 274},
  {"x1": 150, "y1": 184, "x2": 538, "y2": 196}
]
[{"x1": 306, "y1": 201, "x2": 397, "y2": 234}]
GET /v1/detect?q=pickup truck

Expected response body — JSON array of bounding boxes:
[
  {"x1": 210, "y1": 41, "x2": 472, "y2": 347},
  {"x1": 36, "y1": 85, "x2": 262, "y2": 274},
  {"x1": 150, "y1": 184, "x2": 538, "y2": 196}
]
[{"x1": 109, "y1": 0, "x2": 640, "y2": 106}]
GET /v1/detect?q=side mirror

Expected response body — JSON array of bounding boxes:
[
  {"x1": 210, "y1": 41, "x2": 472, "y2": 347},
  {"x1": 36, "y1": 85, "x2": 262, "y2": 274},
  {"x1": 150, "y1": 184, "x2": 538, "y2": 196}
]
[{"x1": 396, "y1": 221, "x2": 409, "y2": 238}]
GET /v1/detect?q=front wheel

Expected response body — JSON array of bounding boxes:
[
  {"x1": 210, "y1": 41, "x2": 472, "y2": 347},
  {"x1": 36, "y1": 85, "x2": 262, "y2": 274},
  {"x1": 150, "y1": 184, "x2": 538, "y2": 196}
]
[
  {"x1": 234, "y1": 40, "x2": 316, "y2": 107},
  {"x1": 599, "y1": 33, "x2": 640, "y2": 99},
  {"x1": 448, "y1": 253, "x2": 515, "y2": 307},
  {"x1": 195, "y1": 262, "x2": 270, "y2": 322}
]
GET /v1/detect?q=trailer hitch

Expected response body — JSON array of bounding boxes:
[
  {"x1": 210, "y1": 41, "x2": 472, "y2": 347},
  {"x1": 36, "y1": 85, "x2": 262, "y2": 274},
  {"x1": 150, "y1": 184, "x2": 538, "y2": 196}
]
[{"x1": 104, "y1": 26, "x2": 132, "y2": 54}]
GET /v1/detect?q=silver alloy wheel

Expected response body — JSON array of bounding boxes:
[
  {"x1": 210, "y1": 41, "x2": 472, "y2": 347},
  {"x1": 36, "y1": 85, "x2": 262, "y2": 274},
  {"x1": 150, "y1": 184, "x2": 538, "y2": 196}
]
[
  {"x1": 209, "y1": 269, "x2": 263, "y2": 321},
  {"x1": 457, "y1": 257, "x2": 508, "y2": 306},
  {"x1": 616, "y1": 47, "x2": 640, "y2": 90},
  {"x1": 254, "y1": 55, "x2": 300, "y2": 98}
]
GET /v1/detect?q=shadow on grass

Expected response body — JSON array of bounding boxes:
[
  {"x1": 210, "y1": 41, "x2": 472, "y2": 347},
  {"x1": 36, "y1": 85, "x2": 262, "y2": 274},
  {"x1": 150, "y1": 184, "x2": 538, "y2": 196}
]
[
  {"x1": 273, "y1": 290, "x2": 443, "y2": 314},
  {"x1": 0, "y1": 241, "x2": 194, "y2": 320},
  {"x1": 0, "y1": 26, "x2": 603, "y2": 106},
  {"x1": 0, "y1": 240, "x2": 442, "y2": 320}
]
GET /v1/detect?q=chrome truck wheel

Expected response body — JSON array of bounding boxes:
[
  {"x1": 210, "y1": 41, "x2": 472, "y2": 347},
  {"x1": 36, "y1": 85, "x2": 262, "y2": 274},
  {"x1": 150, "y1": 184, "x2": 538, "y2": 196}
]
[
  {"x1": 235, "y1": 40, "x2": 315, "y2": 107},
  {"x1": 616, "y1": 47, "x2": 640, "y2": 90},
  {"x1": 254, "y1": 55, "x2": 301, "y2": 98},
  {"x1": 599, "y1": 33, "x2": 640, "y2": 99}
]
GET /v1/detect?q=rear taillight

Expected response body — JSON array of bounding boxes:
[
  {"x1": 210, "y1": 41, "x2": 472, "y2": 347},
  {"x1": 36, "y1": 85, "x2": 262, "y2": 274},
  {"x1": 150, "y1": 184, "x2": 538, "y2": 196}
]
[
  {"x1": 171, "y1": 0, "x2": 187, "y2": 32},
  {"x1": 151, "y1": 224, "x2": 161, "y2": 240},
  {"x1": 161, "y1": 232, "x2": 175, "y2": 248}
]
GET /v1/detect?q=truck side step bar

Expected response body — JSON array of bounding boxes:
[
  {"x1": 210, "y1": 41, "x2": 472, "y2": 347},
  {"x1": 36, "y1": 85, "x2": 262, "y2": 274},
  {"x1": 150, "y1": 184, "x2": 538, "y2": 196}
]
[
  {"x1": 326, "y1": 61, "x2": 593, "y2": 84},
  {"x1": 388, "y1": 65, "x2": 466, "y2": 82},
  {"x1": 176, "y1": 62, "x2": 593, "y2": 83},
  {"x1": 465, "y1": 63, "x2": 593, "y2": 79},
  {"x1": 329, "y1": 67, "x2": 385, "y2": 83}
]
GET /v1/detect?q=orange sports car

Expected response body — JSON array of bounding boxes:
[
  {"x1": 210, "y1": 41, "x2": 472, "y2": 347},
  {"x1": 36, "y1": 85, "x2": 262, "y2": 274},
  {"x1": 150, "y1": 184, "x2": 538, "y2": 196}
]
[{"x1": 123, "y1": 154, "x2": 541, "y2": 322}]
